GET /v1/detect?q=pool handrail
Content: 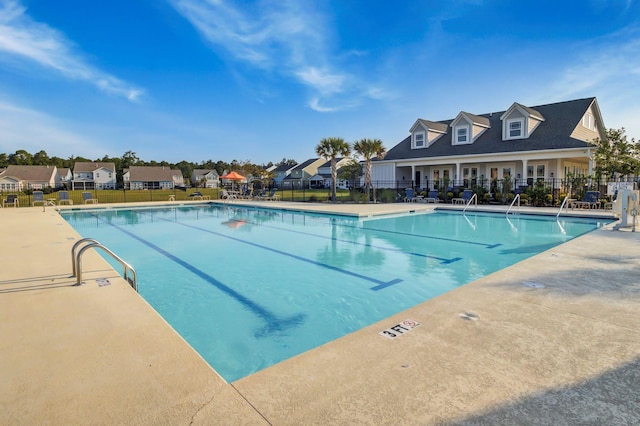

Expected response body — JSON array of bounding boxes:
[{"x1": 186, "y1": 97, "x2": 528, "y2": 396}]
[
  {"x1": 556, "y1": 195, "x2": 570, "y2": 219},
  {"x1": 71, "y1": 238, "x2": 101, "y2": 276},
  {"x1": 462, "y1": 193, "x2": 477, "y2": 213},
  {"x1": 71, "y1": 238, "x2": 137, "y2": 291},
  {"x1": 506, "y1": 194, "x2": 521, "y2": 216}
]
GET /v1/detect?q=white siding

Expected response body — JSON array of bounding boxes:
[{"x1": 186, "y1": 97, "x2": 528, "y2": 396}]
[{"x1": 371, "y1": 163, "x2": 395, "y2": 186}]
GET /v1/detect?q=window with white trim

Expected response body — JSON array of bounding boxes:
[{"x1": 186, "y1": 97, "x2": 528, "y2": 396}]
[
  {"x1": 453, "y1": 125, "x2": 469, "y2": 144},
  {"x1": 582, "y1": 112, "x2": 597, "y2": 131},
  {"x1": 413, "y1": 132, "x2": 425, "y2": 148},
  {"x1": 506, "y1": 118, "x2": 524, "y2": 139}
]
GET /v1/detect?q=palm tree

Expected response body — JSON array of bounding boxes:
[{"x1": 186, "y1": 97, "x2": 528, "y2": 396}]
[
  {"x1": 316, "y1": 137, "x2": 351, "y2": 202},
  {"x1": 353, "y1": 138, "x2": 386, "y2": 203}
]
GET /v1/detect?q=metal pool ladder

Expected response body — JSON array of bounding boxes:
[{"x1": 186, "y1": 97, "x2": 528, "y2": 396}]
[
  {"x1": 462, "y1": 193, "x2": 478, "y2": 213},
  {"x1": 556, "y1": 195, "x2": 572, "y2": 219},
  {"x1": 506, "y1": 194, "x2": 521, "y2": 216},
  {"x1": 71, "y1": 238, "x2": 138, "y2": 291}
]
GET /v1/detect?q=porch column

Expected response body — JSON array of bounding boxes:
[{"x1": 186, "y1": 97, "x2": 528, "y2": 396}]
[
  {"x1": 455, "y1": 163, "x2": 461, "y2": 186},
  {"x1": 521, "y1": 159, "x2": 528, "y2": 187},
  {"x1": 411, "y1": 165, "x2": 416, "y2": 187}
]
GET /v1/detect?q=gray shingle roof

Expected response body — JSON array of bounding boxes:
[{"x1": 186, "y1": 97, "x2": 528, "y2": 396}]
[
  {"x1": 457, "y1": 111, "x2": 491, "y2": 127},
  {"x1": 416, "y1": 119, "x2": 448, "y2": 133},
  {"x1": 1, "y1": 165, "x2": 57, "y2": 181},
  {"x1": 273, "y1": 163, "x2": 297, "y2": 172},
  {"x1": 291, "y1": 158, "x2": 319, "y2": 171},
  {"x1": 73, "y1": 162, "x2": 116, "y2": 172},
  {"x1": 127, "y1": 166, "x2": 175, "y2": 181},
  {"x1": 193, "y1": 169, "x2": 218, "y2": 177},
  {"x1": 384, "y1": 98, "x2": 596, "y2": 161}
]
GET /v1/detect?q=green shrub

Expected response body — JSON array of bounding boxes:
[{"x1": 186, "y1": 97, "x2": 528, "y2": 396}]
[
  {"x1": 377, "y1": 188, "x2": 396, "y2": 203},
  {"x1": 349, "y1": 191, "x2": 368, "y2": 203}
]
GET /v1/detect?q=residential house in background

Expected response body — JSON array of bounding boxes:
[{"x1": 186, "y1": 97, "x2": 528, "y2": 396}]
[
  {"x1": 171, "y1": 169, "x2": 185, "y2": 188},
  {"x1": 191, "y1": 169, "x2": 220, "y2": 188},
  {"x1": 57, "y1": 168, "x2": 72, "y2": 188},
  {"x1": 0, "y1": 165, "x2": 61, "y2": 191},
  {"x1": 123, "y1": 166, "x2": 177, "y2": 190},
  {"x1": 72, "y1": 162, "x2": 117, "y2": 190},
  {"x1": 282, "y1": 158, "x2": 325, "y2": 189},
  {"x1": 309, "y1": 158, "x2": 352, "y2": 189},
  {"x1": 272, "y1": 163, "x2": 298, "y2": 186},
  {"x1": 372, "y1": 97, "x2": 605, "y2": 190}
]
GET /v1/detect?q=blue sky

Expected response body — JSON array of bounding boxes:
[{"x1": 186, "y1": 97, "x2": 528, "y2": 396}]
[{"x1": 0, "y1": 0, "x2": 639, "y2": 164}]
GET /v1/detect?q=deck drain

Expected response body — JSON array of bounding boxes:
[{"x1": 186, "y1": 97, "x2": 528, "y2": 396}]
[
  {"x1": 459, "y1": 312, "x2": 479, "y2": 321},
  {"x1": 523, "y1": 281, "x2": 545, "y2": 289}
]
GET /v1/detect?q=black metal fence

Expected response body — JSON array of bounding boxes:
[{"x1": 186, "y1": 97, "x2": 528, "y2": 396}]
[
  {"x1": 368, "y1": 176, "x2": 639, "y2": 206},
  {"x1": 1, "y1": 187, "x2": 212, "y2": 208},
  {"x1": 2, "y1": 176, "x2": 637, "y2": 207}
]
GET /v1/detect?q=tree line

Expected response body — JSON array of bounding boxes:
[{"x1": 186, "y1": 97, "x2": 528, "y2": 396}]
[
  {"x1": 3, "y1": 127, "x2": 633, "y2": 195},
  {"x1": 0, "y1": 149, "x2": 297, "y2": 187}
]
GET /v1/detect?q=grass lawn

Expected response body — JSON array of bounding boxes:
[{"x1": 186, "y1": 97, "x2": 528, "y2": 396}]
[{"x1": 27, "y1": 187, "x2": 356, "y2": 205}]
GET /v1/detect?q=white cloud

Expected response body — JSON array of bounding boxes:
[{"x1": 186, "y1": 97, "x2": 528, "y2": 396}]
[
  {"x1": 0, "y1": 98, "x2": 112, "y2": 157},
  {"x1": 169, "y1": 0, "x2": 385, "y2": 111},
  {"x1": 0, "y1": 0, "x2": 142, "y2": 101},
  {"x1": 294, "y1": 66, "x2": 346, "y2": 95}
]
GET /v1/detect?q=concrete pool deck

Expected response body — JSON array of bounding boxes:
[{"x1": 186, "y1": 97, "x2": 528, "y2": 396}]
[{"x1": 1, "y1": 201, "x2": 639, "y2": 425}]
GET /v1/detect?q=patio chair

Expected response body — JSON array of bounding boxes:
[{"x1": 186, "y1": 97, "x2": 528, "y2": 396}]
[
  {"x1": 32, "y1": 191, "x2": 46, "y2": 207},
  {"x1": 82, "y1": 192, "x2": 98, "y2": 204},
  {"x1": 3, "y1": 194, "x2": 19, "y2": 207},
  {"x1": 267, "y1": 188, "x2": 280, "y2": 201},
  {"x1": 58, "y1": 191, "x2": 73, "y2": 205},
  {"x1": 424, "y1": 190, "x2": 440, "y2": 203},
  {"x1": 453, "y1": 189, "x2": 474, "y2": 205},
  {"x1": 255, "y1": 188, "x2": 278, "y2": 201},
  {"x1": 220, "y1": 189, "x2": 236, "y2": 200},
  {"x1": 404, "y1": 188, "x2": 416, "y2": 202},
  {"x1": 582, "y1": 191, "x2": 601, "y2": 209},
  {"x1": 261, "y1": 188, "x2": 279, "y2": 201}
]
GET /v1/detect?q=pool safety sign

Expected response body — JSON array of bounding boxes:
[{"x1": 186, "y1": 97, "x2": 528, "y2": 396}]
[{"x1": 379, "y1": 319, "x2": 421, "y2": 339}]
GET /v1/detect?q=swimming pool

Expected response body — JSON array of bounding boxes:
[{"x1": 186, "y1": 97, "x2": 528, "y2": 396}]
[{"x1": 61, "y1": 205, "x2": 609, "y2": 381}]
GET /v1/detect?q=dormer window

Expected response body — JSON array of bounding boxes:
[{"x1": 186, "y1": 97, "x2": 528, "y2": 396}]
[
  {"x1": 457, "y1": 127, "x2": 468, "y2": 143},
  {"x1": 508, "y1": 119, "x2": 523, "y2": 138},
  {"x1": 500, "y1": 102, "x2": 544, "y2": 141},
  {"x1": 412, "y1": 131, "x2": 426, "y2": 149},
  {"x1": 505, "y1": 118, "x2": 525, "y2": 140},
  {"x1": 449, "y1": 112, "x2": 488, "y2": 146},
  {"x1": 453, "y1": 125, "x2": 470, "y2": 145}
]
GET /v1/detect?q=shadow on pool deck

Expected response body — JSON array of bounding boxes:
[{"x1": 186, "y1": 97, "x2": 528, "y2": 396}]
[{"x1": 1, "y1": 202, "x2": 639, "y2": 425}]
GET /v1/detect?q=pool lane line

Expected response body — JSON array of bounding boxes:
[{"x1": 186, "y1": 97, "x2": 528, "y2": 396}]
[
  {"x1": 341, "y1": 221, "x2": 502, "y2": 249},
  {"x1": 223, "y1": 206, "x2": 500, "y2": 250},
  {"x1": 144, "y1": 213, "x2": 406, "y2": 289},
  {"x1": 90, "y1": 214, "x2": 306, "y2": 337},
  {"x1": 221, "y1": 218, "x2": 461, "y2": 265}
]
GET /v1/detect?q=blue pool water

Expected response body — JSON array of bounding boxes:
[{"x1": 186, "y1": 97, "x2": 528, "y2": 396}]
[{"x1": 61, "y1": 205, "x2": 609, "y2": 381}]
